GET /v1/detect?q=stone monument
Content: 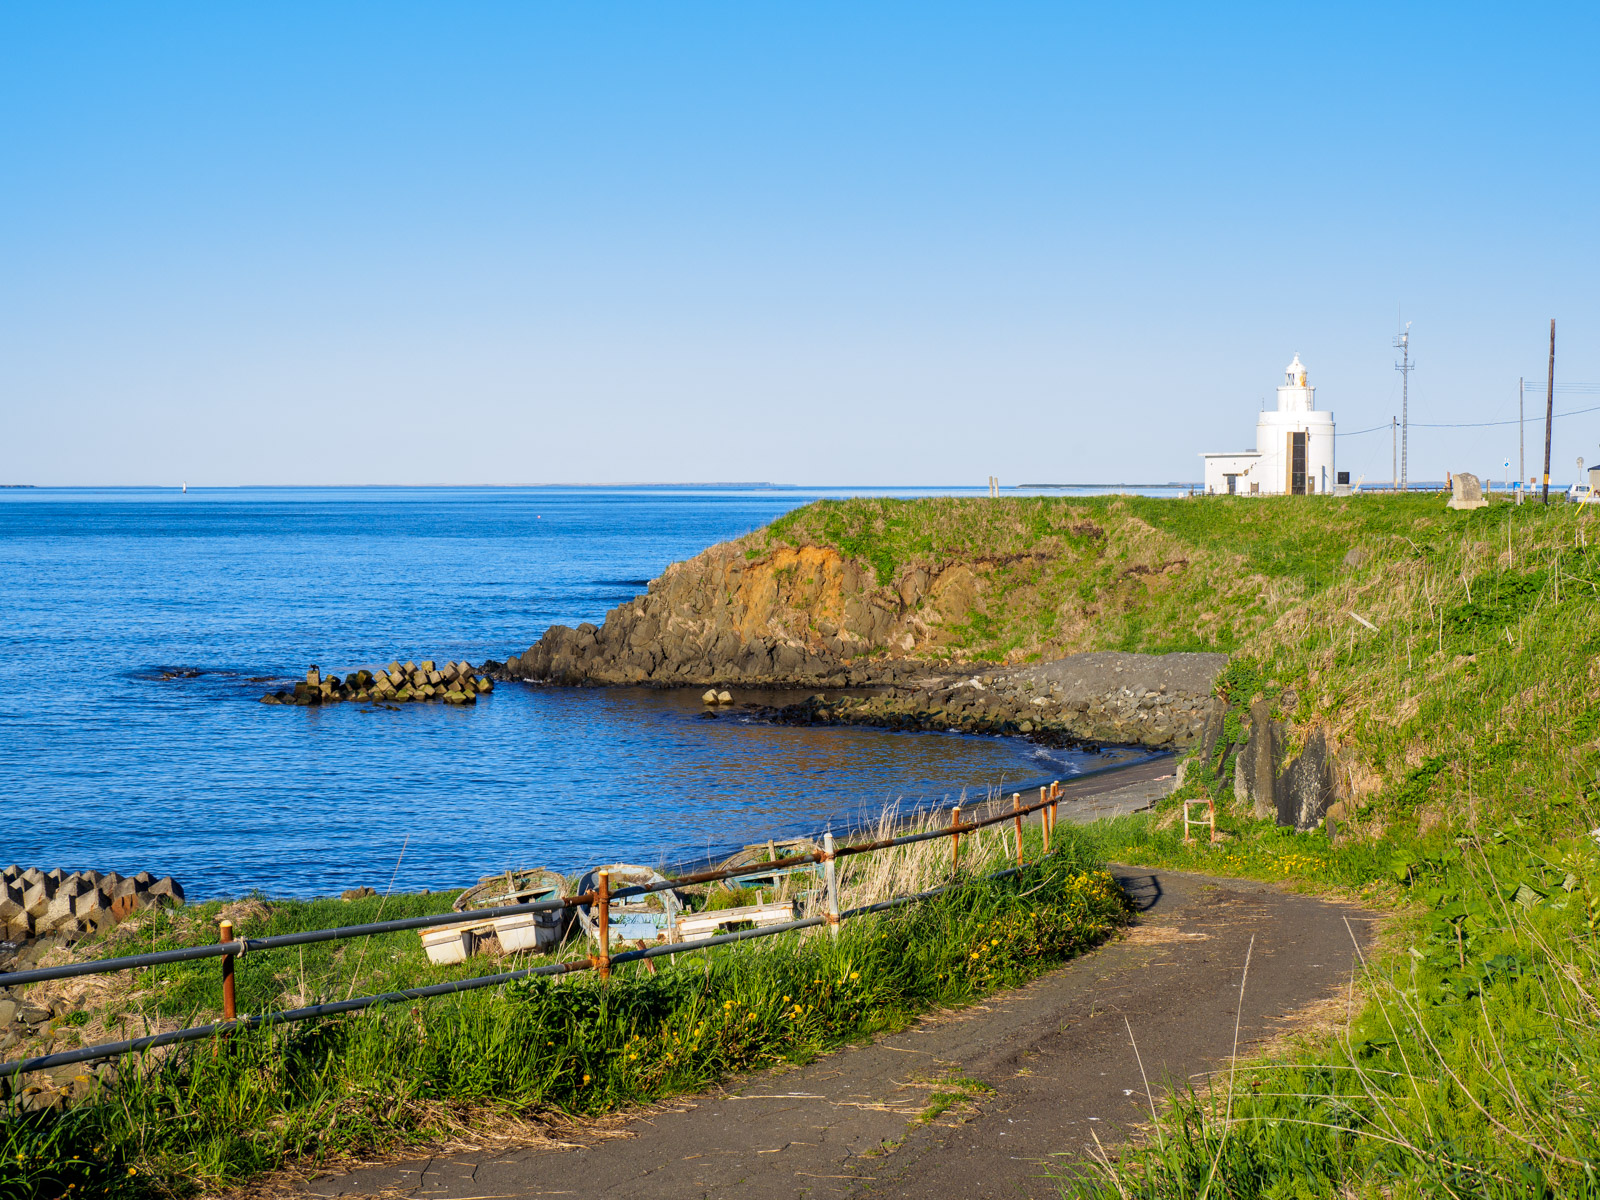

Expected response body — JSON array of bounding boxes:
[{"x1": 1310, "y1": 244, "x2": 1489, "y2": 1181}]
[{"x1": 1447, "y1": 472, "x2": 1487, "y2": 510}]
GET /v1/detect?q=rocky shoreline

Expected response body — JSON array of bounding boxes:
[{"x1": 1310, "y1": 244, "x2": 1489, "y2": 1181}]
[
  {"x1": 742, "y1": 651, "x2": 1225, "y2": 749},
  {"x1": 511, "y1": 648, "x2": 1229, "y2": 752}
]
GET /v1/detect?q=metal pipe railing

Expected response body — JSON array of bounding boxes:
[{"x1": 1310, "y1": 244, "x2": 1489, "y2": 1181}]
[
  {"x1": 0, "y1": 782, "x2": 1069, "y2": 1079},
  {"x1": 0, "y1": 858, "x2": 1037, "y2": 1080},
  {"x1": 0, "y1": 783, "x2": 1062, "y2": 991}
]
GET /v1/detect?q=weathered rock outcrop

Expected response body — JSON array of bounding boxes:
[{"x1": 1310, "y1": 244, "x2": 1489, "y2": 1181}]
[
  {"x1": 1278, "y1": 728, "x2": 1336, "y2": 831},
  {"x1": 504, "y1": 542, "x2": 1010, "y2": 688},
  {"x1": 1208, "y1": 696, "x2": 1336, "y2": 832},
  {"x1": 1234, "y1": 697, "x2": 1284, "y2": 820}
]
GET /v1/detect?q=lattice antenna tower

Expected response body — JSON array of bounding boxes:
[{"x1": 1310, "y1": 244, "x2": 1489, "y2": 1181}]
[{"x1": 1394, "y1": 321, "x2": 1414, "y2": 489}]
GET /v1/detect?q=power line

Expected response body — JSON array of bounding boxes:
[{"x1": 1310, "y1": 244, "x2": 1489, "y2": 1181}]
[
  {"x1": 1415, "y1": 402, "x2": 1600, "y2": 429},
  {"x1": 1333, "y1": 402, "x2": 1600, "y2": 437}
]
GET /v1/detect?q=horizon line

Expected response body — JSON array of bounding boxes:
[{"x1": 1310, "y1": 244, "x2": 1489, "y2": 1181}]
[{"x1": 0, "y1": 481, "x2": 1208, "y2": 491}]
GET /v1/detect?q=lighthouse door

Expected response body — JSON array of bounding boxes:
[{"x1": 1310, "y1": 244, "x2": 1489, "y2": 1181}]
[{"x1": 1288, "y1": 432, "x2": 1307, "y2": 495}]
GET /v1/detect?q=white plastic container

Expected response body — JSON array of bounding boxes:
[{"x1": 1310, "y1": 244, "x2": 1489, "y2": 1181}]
[
  {"x1": 493, "y1": 912, "x2": 563, "y2": 954},
  {"x1": 677, "y1": 900, "x2": 798, "y2": 940},
  {"x1": 420, "y1": 925, "x2": 476, "y2": 965}
]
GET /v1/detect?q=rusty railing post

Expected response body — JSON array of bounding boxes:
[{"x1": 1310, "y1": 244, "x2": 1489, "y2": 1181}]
[
  {"x1": 1040, "y1": 785, "x2": 1051, "y2": 855},
  {"x1": 594, "y1": 871, "x2": 611, "y2": 980},
  {"x1": 950, "y1": 805, "x2": 962, "y2": 874},
  {"x1": 1012, "y1": 793, "x2": 1024, "y2": 867},
  {"x1": 219, "y1": 919, "x2": 236, "y2": 1024},
  {"x1": 822, "y1": 831, "x2": 840, "y2": 940},
  {"x1": 1051, "y1": 781, "x2": 1060, "y2": 838}
]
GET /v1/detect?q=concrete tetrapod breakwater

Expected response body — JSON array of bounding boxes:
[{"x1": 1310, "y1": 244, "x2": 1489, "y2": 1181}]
[
  {"x1": 1, "y1": 866, "x2": 184, "y2": 944},
  {"x1": 261, "y1": 660, "x2": 495, "y2": 706}
]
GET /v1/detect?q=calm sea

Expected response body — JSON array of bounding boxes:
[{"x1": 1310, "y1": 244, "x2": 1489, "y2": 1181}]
[{"x1": 0, "y1": 486, "x2": 1165, "y2": 900}]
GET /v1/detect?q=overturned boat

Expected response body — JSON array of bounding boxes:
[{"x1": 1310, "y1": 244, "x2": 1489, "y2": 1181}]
[
  {"x1": 576, "y1": 864, "x2": 684, "y2": 947},
  {"x1": 714, "y1": 838, "x2": 822, "y2": 899},
  {"x1": 447, "y1": 867, "x2": 572, "y2": 956}
]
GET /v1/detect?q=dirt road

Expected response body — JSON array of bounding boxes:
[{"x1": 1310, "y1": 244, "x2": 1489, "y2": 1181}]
[{"x1": 298, "y1": 864, "x2": 1371, "y2": 1200}]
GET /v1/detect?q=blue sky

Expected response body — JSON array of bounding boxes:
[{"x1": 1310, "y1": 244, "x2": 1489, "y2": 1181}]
[{"x1": 3, "y1": 4, "x2": 1596, "y2": 486}]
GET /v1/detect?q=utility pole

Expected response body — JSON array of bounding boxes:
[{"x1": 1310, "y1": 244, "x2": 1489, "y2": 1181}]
[
  {"x1": 1519, "y1": 378, "x2": 1525, "y2": 487},
  {"x1": 1394, "y1": 323, "x2": 1413, "y2": 490},
  {"x1": 1543, "y1": 319, "x2": 1556, "y2": 504}
]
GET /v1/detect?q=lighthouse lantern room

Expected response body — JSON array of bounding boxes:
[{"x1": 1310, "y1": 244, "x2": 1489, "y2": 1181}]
[{"x1": 1201, "y1": 355, "x2": 1336, "y2": 495}]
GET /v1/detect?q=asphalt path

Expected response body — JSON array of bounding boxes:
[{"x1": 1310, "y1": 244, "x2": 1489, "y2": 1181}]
[{"x1": 296, "y1": 858, "x2": 1372, "y2": 1200}]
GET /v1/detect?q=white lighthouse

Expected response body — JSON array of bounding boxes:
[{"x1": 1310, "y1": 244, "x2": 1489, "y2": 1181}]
[{"x1": 1201, "y1": 354, "x2": 1336, "y2": 495}]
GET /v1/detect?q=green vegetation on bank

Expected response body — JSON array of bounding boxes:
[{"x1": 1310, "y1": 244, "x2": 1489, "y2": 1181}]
[
  {"x1": 2, "y1": 825, "x2": 1123, "y2": 1199},
  {"x1": 755, "y1": 493, "x2": 1455, "y2": 661},
  {"x1": 1053, "y1": 493, "x2": 1600, "y2": 1198}
]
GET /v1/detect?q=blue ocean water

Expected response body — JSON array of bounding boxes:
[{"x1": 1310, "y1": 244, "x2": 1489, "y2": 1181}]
[{"x1": 0, "y1": 487, "x2": 1153, "y2": 900}]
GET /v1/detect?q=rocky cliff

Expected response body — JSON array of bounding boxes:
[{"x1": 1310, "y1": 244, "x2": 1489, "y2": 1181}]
[
  {"x1": 506, "y1": 541, "x2": 980, "y2": 688},
  {"x1": 504, "y1": 496, "x2": 1268, "y2": 690}
]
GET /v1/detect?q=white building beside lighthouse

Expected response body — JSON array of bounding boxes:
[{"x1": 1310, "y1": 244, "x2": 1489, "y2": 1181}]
[{"x1": 1201, "y1": 354, "x2": 1336, "y2": 495}]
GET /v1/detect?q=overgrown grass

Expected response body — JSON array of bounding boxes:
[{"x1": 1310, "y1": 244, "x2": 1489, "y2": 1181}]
[
  {"x1": 1055, "y1": 495, "x2": 1600, "y2": 1198},
  {"x1": 2, "y1": 820, "x2": 1123, "y2": 1198}
]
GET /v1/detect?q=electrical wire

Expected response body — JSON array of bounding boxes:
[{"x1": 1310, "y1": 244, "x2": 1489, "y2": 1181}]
[{"x1": 1335, "y1": 401, "x2": 1600, "y2": 437}]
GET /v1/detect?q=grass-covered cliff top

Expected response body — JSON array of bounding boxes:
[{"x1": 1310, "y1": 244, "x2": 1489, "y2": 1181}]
[
  {"x1": 732, "y1": 491, "x2": 1600, "y2": 1190},
  {"x1": 744, "y1": 493, "x2": 1476, "y2": 662}
]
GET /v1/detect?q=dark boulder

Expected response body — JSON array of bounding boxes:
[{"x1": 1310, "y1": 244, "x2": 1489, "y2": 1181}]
[
  {"x1": 1236, "y1": 698, "x2": 1282, "y2": 820},
  {"x1": 1277, "y1": 728, "x2": 1336, "y2": 831}
]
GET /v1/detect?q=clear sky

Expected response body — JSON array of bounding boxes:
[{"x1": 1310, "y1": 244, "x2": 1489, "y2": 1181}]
[{"x1": 3, "y1": 4, "x2": 1596, "y2": 487}]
